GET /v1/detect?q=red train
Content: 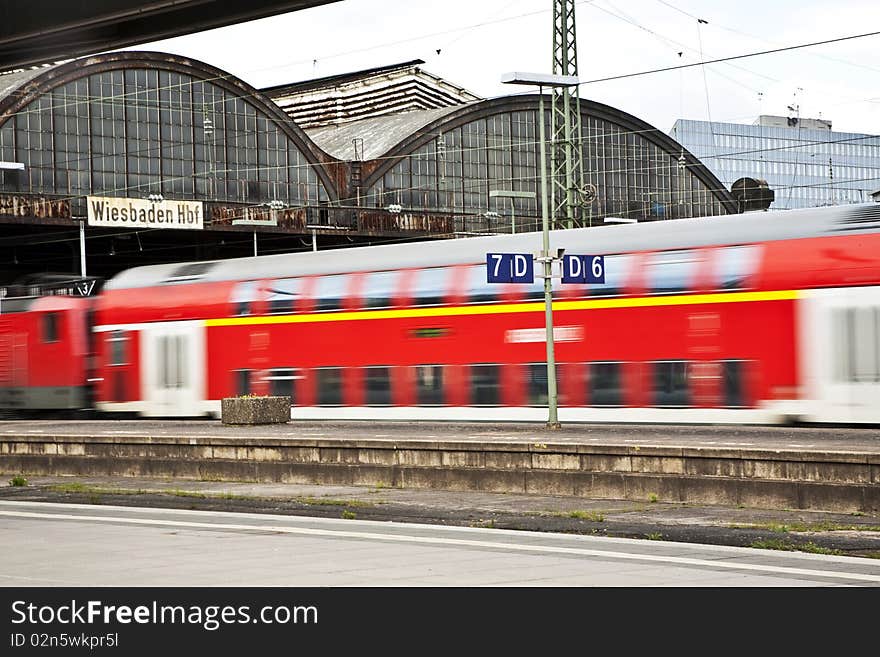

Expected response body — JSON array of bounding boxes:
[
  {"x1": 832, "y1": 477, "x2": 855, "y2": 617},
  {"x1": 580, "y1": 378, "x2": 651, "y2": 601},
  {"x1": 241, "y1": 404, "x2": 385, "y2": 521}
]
[{"x1": 3, "y1": 202, "x2": 880, "y2": 424}]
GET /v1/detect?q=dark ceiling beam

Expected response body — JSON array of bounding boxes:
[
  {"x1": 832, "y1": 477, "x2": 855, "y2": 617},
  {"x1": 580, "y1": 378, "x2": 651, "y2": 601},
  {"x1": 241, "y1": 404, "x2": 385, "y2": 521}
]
[{"x1": 0, "y1": 0, "x2": 341, "y2": 70}]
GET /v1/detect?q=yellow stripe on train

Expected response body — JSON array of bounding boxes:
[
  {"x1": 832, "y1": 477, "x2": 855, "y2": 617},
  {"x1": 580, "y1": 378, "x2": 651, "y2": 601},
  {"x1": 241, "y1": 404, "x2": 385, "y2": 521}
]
[{"x1": 204, "y1": 289, "x2": 801, "y2": 327}]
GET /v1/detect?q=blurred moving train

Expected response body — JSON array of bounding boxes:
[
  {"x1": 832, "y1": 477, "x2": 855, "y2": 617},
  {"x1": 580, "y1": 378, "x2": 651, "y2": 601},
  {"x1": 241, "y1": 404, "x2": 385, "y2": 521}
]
[{"x1": 3, "y1": 202, "x2": 880, "y2": 425}]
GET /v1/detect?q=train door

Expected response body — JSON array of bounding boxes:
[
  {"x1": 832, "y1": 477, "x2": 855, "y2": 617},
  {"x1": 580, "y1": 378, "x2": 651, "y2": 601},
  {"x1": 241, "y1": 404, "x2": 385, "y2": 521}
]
[
  {"x1": 800, "y1": 287, "x2": 880, "y2": 423},
  {"x1": 141, "y1": 321, "x2": 205, "y2": 417},
  {"x1": 0, "y1": 325, "x2": 27, "y2": 408}
]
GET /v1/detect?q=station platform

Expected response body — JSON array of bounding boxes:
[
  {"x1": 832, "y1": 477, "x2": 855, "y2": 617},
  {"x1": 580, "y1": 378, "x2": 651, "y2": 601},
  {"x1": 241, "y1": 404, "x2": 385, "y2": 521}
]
[{"x1": 1, "y1": 419, "x2": 878, "y2": 514}]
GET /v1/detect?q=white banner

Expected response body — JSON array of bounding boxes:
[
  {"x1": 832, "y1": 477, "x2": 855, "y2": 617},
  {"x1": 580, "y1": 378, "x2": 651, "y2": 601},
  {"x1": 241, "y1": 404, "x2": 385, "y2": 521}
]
[{"x1": 87, "y1": 196, "x2": 204, "y2": 230}]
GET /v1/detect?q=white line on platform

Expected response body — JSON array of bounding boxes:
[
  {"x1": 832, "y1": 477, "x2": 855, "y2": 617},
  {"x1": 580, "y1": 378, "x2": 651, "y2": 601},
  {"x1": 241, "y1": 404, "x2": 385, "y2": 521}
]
[{"x1": 0, "y1": 505, "x2": 877, "y2": 584}]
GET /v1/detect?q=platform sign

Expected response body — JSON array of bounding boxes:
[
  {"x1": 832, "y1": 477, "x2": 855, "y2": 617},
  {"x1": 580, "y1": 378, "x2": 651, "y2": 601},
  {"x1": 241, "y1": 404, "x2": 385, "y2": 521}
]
[
  {"x1": 561, "y1": 254, "x2": 605, "y2": 284},
  {"x1": 486, "y1": 253, "x2": 534, "y2": 283}
]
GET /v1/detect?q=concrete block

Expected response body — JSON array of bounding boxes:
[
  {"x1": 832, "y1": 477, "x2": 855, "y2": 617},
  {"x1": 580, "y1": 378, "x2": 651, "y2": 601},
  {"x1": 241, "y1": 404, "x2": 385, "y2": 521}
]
[
  {"x1": 221, "y1": 396, "x2": 290, "y2": 425},
  {"x1": 531, "y1": 453, "x2": 580, "y2": 471}
]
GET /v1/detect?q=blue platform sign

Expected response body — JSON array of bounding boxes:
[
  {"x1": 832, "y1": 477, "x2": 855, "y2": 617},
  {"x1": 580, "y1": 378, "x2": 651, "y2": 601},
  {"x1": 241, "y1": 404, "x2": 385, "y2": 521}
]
[
  {"x1": 561, "y1": 254, "x2": 605, "y2": 284},
  {"x1": 486, "y1": 253, "x2": 534, "y2": 283}
]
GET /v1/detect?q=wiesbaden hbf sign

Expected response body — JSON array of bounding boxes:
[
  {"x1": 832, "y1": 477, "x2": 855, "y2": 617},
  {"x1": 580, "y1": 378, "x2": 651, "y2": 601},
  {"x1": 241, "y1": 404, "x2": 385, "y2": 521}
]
[{"x1": 87, "y1": 196, "x2": 204, "y2": 230}]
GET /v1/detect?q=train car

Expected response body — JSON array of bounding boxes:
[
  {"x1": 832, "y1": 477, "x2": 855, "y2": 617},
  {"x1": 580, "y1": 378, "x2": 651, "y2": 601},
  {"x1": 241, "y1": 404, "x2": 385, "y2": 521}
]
[
  {"x1": 0, "y1": 294, "x2": 94, "y2": 414},
  {"x1": 78, "y1": 201, "x2": 880, "y2": 425}
]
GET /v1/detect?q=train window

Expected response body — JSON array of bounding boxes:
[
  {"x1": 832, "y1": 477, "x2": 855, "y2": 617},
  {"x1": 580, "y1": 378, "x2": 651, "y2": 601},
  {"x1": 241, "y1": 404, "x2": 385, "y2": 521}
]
[
  {"x1": 312, "y1": 275, "x2": 349, "y2": 312},
  {"x1": 522, "y1": 277, "x2": 546, "y2": 302},
  {"x1": 164, "y1": 262, "x2": 216, "y2": 284},
  {"x1": 157, "y1": 336, "x2": 187, "y2": 389},
  {"x1": 832, "y1": 307, "x2": 880, "y2": 383},
  {"x1": 410, "y1": 268, "x2": 448, "y2": 307},
  {"x1": 470, "y1": 364, "x2": 500, "y2": 406},
  {"x1": 587, "y1": 254, "x2": 632, "y2": 297},
  {"x1": 108, "y1": 330, "x2": 128, "y2": 365},
  {"x1": 526, "y1": 363, "x2": 562, "y2": 406},
  {"x1": 415, "y1": 364, "x2": 444, "y2": 406},
  {"x1": 231, "y1": 281, "x2": 260, "y2": 317},
  {"x1": 42, "y1": 312, "x2": 59, "y2": 343},
  {"x1": 234, "y1": 369, "x2": 251, "y2": 396},
  {"x1": 267, "y1": 367, "x2": 300, "y2": 401},
  {"x1": 713, "y1": 245, "x2": 760, "y2": 290},
  {"x1": 465, "y1": 266, "x2": 499, "y2": 305},
  {"x1": 722, "y1": 360, "x2": 745, "y2": 407},
  {"x1": 646, "y1": 250, "x2": 699, "y2": 294},
  {"x1": 266, "y1": 278, "x2": 299, "y2": 315},
  {"x1": 652, "y1": 361, "x2": 691, "y2": 407},
  {"x1": 362, "y1": 271, "x2": 399, "y2": 310},
  {"x1": 588, "y1": 362, "x2": 623, "y2": 406},
  {"x1": 316, "y1": 367, "x2": 343, "y2": 405},
  {"x1": 364, "y1": 366, "x2": 392, "y2": 406}
]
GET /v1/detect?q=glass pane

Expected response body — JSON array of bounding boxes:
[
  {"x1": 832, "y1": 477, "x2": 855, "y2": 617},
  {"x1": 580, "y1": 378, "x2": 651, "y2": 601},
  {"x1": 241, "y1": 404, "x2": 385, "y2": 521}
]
[
  {"x1": 722, "y1": 361, "x2": 744, "y2": 407},
  {"x1": 410, "y1": 267, "x2": 449, "y2": 306},
  {"x1": 589, "y1": 362, "x2": 622, "y2": 406},
  {"x1": 267, "y1": 278, "x2": 299, "y2": 315},
  {"x1": 470, "y1": 364, "x2": 500, "y2": 406},
  {"x1": 713, "y1": 245, "x2": 760, "y2": 290},
  {"x1": 316, "y1": 367, "x2": 343, "y2": 405},
  {"x1": 312, "y1": 275, "x2": 349, "y2": 312},
  {"x1": 362, "y1": 271, "x2": 399, "y2": 309},
  {"x1": 646, "y1": 250, "x2": 698, "y2": 294},
  {"x1": 364, "y1": 366, "x2": 392, "y2": 405},
  {"x1": 415, "y1": 365, "x2": 444, "y2": 406},
  {"x1": 652, "y1": 361, "x2": 690, "y2": 407}
]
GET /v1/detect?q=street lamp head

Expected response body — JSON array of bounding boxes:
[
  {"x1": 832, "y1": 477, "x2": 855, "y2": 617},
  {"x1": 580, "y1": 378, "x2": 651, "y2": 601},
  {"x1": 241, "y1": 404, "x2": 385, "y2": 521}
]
[{"x1": 501, "y1": 72, "x2": 579, "y2": 88}]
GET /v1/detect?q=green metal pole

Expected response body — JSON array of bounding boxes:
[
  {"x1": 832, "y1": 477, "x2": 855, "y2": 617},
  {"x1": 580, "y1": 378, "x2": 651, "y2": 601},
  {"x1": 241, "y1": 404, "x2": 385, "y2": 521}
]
[{"x1": 539, "y1": 87, "x2": 560, "y2": 429}]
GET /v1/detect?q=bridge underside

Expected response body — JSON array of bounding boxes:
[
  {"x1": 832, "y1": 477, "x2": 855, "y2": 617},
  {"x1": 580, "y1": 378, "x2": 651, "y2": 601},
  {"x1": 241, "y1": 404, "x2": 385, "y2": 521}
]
[{"x1": 0, "y1": 0, "x2": 340, "y2": 70}]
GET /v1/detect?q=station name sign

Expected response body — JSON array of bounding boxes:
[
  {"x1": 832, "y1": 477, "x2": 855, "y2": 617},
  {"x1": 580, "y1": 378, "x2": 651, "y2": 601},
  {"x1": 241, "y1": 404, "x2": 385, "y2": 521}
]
[{"x1": 87, "y1": 196, "x2": 203, "y2": 230}]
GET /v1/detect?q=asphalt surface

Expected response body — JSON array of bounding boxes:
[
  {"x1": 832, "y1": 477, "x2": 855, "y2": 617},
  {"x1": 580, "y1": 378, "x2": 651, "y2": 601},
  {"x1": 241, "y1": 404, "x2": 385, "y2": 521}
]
[{"x1": 2, "y1": 473, "x2": 879, "y2": 560}]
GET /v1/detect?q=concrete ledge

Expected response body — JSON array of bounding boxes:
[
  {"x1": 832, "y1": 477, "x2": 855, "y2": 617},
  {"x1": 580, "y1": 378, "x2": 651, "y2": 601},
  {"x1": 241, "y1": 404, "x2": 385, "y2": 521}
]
[
  {"x1": 1, "y1": 434, "x2": 877, "y2": 513},
  {"x1": 221, "y1": 396, "x2": 290, "y2": 425}
]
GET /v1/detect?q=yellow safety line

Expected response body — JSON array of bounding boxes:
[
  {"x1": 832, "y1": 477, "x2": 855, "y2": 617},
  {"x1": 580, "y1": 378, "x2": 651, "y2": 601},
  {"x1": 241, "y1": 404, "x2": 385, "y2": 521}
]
[{"x1": 205, "y1": 289, "x2": 800, "y2": 327}]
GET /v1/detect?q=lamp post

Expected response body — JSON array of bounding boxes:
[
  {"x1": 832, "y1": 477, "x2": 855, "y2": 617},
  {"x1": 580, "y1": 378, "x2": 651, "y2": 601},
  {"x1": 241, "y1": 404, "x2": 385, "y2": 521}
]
[
  {"x1": 489, "y1": 189, "x2": 537, "y2": 234},
  {"x1": 502, "y1": 72, "x2": 578, "y2": 429}
]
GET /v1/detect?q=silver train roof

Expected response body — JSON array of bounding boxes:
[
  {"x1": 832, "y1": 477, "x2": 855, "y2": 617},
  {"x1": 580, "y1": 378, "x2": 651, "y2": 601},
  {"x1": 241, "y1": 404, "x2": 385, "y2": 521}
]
[{"x1": 104, "y1": 203, "x2": 880, "y2": 290}]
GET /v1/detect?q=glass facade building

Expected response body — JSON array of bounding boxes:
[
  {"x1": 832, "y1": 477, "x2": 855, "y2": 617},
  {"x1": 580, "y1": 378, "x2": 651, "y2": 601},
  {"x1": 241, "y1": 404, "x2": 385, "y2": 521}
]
[{"x1": 671, "y1": 116, "x2": 880, "y2": 210}]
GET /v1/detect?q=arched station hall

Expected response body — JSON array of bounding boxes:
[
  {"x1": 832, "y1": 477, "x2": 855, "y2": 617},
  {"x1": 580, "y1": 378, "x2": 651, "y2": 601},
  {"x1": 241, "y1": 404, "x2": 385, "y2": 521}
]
[{"x1": 0, "y1": 51, "x2": 735, "y2": 291}]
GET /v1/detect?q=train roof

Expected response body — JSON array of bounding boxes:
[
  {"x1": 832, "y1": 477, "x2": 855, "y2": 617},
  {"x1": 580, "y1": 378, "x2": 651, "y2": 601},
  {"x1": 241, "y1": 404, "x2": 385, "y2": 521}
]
[{"x1": 104, "y1": 203, "x2": 880, "y2": 290}]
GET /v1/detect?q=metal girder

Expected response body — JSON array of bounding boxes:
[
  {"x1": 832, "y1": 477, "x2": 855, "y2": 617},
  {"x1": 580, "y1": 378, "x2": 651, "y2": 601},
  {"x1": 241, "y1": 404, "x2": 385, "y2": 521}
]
[
  {"x1": 0, "y1": 0, "x2": 341, "y2": 71},
  {"x1": 550, "y1": 0, "x2": 587, "y2": 228}
]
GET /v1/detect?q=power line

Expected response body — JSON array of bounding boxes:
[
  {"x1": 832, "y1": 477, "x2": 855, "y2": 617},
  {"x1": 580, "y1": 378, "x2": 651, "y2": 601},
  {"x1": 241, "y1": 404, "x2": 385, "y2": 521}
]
[{"x1": 581, "y1": 29, "x2": 880, "y2": 85}]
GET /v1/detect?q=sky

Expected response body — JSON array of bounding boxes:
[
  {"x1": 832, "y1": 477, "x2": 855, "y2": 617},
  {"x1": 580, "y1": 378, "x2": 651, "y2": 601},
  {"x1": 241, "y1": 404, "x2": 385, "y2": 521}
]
[{"x1": 122, "y1": 0, "x2": 880, "y2": 135}]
